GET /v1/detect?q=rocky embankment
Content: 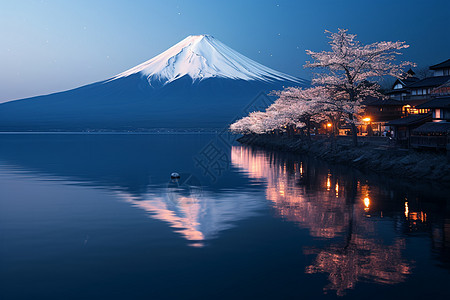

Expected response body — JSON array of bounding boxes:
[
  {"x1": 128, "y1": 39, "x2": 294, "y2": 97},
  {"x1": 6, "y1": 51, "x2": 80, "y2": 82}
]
[{"x1": 237, "y1": 134, "x2": 450, "y2": 182}]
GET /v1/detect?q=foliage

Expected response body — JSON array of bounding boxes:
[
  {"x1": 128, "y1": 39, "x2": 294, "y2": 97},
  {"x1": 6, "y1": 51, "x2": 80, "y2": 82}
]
[{"x1": 230, "y1": 29, "x2": 414, "y2": 139}]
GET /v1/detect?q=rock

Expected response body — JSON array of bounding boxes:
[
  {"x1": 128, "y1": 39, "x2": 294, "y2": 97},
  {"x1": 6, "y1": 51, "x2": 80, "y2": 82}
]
[
  {"x1": 399, "y1": 156, "x2": 416, "y2": 165},
  {"x1": 237, "y1": 134, "x2": 449, "y2": 183},
  {"x1": 353, "y1": 155, "x2": 365, "y2": 163}
]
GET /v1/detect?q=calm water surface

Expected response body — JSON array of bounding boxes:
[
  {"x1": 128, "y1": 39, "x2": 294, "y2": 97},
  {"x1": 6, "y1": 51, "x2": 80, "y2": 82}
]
[{"x1": 0, "y1": 133, "x2": 449, "y2": 299}]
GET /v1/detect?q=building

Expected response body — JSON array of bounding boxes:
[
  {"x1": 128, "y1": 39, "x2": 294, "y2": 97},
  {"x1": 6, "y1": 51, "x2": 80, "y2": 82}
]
[
  {"x1": 380, "y1": 59, "x2": 450, "y2": 146},
  {"x1": 430, "y1": 59, "x2": 450, "y2": 77},
  {"x1": 386, "y1": 114, "x2": 432, "y2": 147},
  {"x1": 402, "y1": 59, "x2": 450, "y2": 113},
  {"x1": 385, "y1": 69, "x2": 420, "y2": 101},
  {"x1": 364, "y1": 98, "x2": 404, "y2": 135},
  {"x1": 410, "y1": 96, "x2": 450, "y2": 150},
  {"x1": 381, "y1": 59, "x2": 450, "y2": 115}
]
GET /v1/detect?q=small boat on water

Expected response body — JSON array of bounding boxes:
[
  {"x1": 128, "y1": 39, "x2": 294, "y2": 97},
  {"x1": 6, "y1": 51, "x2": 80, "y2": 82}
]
[{"x1": 170, "y1": 172, "x2": 180, "y2": 179}]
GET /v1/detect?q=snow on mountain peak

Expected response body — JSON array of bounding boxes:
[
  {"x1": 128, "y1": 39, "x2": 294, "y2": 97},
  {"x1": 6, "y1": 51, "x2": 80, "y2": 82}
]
[{"x1": 111, "y1": 34, "x2": 303, "y2": 84}]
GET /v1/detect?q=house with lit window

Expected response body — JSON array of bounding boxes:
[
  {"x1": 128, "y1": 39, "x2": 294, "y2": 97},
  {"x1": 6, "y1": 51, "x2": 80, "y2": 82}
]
[
  {"x1": 410, "y1": 96, "x2": 450, "y2": 150},
  {"x1": 402, "y1": 59, "x2": 450, "y2": 113},
  {"x1": 385, "y1": 113, "x2": 432, "y2": 147},
  {"x1": 430, "y1": 59, "x2": 450, "y2": 77},
  {"x1": 382, "y1": 59, "x2": 450, "y2": 146},
  {"x1": 385, "y1": 69, "x2": 420, "y2": 101},
  {"x1": 381, "y1": 59, "x2": 450, "y2": 116},
  {"x1": 364, "y1": 98, "x2": 404, "y2": 135}
]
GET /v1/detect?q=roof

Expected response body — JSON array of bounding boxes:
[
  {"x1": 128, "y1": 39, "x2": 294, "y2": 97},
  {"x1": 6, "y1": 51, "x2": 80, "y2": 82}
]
[
  {"x1": 413, "y1": 122, "x2": 450, "y2": 134},
  {"x1": 406, "y1": 68, "x2": 416, "y2": 76},
  {"x1": 386, "y1": 113, "x2": 431, "y2": 126},
  {"x1": 402, "y1": 77, "x2": 420, "y2": 85},
  {"x1": 385, "y1": 87, "x2": 410, "y2": 94},
  {"x1": 405, "y1": 98, "x2": 434, "y2": 107},
  {"x1": 406, "y1": 75, "x2": 450, "y2": 89},
  {"x1": 432, "y1": 79, "x2": 450, "y2": 90},
  {"x1": 416, "y1": 97, "x2": 450, "y2": 109},
  {"x1": 429, "y1": 59, "x2": 450, "y2": 70},
  {"x1": 390, "y1": 77, "x2": 420, "y2": 90},
  {"x1": 438, "y1": 79, "x2": 450, "y2": 87},
  {"x1": 361, "y1": 95, "x2": 380, "y2": 105},
  {"x1": 366, "y1": 98, "x2": 404, "y2": 106}
]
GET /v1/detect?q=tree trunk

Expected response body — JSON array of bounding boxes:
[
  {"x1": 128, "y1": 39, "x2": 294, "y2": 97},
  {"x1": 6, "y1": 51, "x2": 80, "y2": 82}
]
[
  {"x1": 327, "y1": 116, "x2": 336, "y2": 152},
  {"x1": 288, "y1": 125, "x2": 294, "y2": 137},
  {"x1": 349, "y1": 114, "x2": 358, "y2": 147},
  {"x1": 306, "y1": 119, "x2": 311, "y2": 142},
  {"x1": 367, "y1": 123, "x2": 374, "y2": 136}
]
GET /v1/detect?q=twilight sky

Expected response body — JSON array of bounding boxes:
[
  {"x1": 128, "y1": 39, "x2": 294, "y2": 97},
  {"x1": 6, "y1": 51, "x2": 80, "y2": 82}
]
[{"x1": 0, "y1": 0, "x2": 449, "y2": 103}]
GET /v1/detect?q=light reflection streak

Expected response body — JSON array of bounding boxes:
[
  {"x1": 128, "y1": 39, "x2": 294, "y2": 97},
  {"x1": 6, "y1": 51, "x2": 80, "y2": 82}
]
[
  {"x1": 364, "y1": 197, "x2": 370, "y2": 212},
  {"x1": 305, "y1": 237, "x2": 411, "y2": 296},
  {"x1": 231, "y1": 146, "x2": 369, "y2": 239},
  {"x1": 231, "y1": 145, "x2": 412, "y2": 296}
]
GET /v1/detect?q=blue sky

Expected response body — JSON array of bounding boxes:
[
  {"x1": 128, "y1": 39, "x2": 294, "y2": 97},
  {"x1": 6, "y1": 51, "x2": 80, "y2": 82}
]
[{"x1": 0, "y1": 0, "x2": 449, "y2": 102}]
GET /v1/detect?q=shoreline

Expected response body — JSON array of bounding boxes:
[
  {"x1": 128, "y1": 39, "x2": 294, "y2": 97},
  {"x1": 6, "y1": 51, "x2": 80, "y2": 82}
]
[
  {"x1": 0, "y1": 131, "x2": 221, "y2": 135},
  {"x1": 237, "y1": 134, "x2": 450, "y2": 183}
]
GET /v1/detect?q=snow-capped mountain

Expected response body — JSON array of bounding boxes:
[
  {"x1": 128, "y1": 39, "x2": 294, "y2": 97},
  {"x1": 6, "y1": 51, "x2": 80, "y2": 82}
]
[
  {"x1": 111, "y1": 34, "x2": 302, "y2": 84},
  {"x1": 0, "y1": 35, "x2": 308, "y2": 131}
]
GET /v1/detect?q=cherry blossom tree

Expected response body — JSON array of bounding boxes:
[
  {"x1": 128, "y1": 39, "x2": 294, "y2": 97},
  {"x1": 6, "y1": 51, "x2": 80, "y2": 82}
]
[
  {"x1": 270, "y1": 86, "x2": 328, "y2": 139},
  {"x1": 305, "y1": 29, "x2": 414, "y2": 145},
  {"x1": 271, "y1": 86, "x2": 361, "y2": 142},
  {"x1": 230, "y1": 87, "x2": 324, "y2": 135},
  {"x1": 230, "y1": 29, "x2": 413, "y2": 144},
  {"x1": 230, "y1": 111, "x2": 268, "y2": 134},
  {"x1": 231, "y1": 86, "x2": 343, "y2": 138}
]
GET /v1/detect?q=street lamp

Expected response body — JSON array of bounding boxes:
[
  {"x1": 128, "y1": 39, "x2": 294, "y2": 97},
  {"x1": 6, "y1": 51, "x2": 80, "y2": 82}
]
[
  {"x1": 362, "y1": 117, "x2": 372, "y2": 136},
  {"x1": 326, "y1": 123, "x2": 332, "y2": 135}
]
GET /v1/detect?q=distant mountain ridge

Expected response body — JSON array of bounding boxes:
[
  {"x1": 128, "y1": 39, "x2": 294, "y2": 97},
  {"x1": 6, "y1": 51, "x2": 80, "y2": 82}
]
[{"x1": 0, "y1": 35, "x2": 308, "y2": 131}]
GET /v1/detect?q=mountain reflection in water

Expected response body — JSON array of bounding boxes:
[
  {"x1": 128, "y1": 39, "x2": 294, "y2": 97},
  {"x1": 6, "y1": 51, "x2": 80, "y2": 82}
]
[
  {"x1": 116, "y1": 186, "x2": 263, "y2": 247},
  {"x1": 0, "y1": 134, "x2": 449, "y2": 299}
]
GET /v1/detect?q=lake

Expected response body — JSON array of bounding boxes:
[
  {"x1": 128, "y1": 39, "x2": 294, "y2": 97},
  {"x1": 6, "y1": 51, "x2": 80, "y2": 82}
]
[{"x1": 0, "y1": 133, "x2": 449, "y2": 299}]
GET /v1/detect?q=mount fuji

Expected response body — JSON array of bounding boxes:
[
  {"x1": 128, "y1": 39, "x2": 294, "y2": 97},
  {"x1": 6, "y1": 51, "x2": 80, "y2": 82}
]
[{"x1": 0, "y1": 35, "x2": 308, "y2": 131}]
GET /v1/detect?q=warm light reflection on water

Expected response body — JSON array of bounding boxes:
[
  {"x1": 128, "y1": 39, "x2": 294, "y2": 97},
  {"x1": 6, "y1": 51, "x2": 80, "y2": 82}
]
[
  {"x1": 231, "y1": 145, "x2": 413, "y2": 296},
  {"x1": 1, "y1": 134, "x2": 449, "y2": 299},
  {"x1": 304, "y1": 237, "x2": 411, "y2": 296},
  {"x1": 231, "y1": 146, "x2": 364, "y2": 239},
  {"x1": 364, "y1": 197, "x2": 370, "y2": 212}
]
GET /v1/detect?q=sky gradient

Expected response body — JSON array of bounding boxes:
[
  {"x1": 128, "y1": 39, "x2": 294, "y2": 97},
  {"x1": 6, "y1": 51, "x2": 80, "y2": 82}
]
[{"x1": 1, "y1": 0, "x2": 449, "y2": 102}]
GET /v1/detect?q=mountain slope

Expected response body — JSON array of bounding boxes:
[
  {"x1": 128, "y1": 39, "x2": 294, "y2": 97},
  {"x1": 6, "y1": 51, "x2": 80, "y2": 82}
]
[
  {"x1": 0, "y1": 35, "x2": 308, "y2": 131},
  {"x1": 111, "y1": 34, "x2": 303, "y2": 84}
]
